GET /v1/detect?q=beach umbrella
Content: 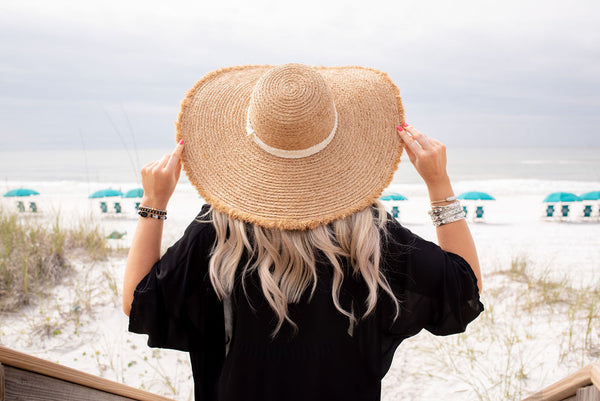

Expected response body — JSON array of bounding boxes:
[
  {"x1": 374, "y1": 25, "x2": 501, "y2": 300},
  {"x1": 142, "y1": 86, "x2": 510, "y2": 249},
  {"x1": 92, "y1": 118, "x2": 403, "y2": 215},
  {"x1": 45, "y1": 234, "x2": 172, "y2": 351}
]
[
  {"x1": 3, "y1": 188, "x2": 40, "y2": 197},
  {"x1": 580, "y1": 191, "x2": 600, "y2": 201},
  {"x1": 380, "y1": 192, "x2": 408, "y2": 201},
  {"x1": 543, "y1": 192, "x2": 581, "y2": 203},
  {"x1": 88, "y1": 189, "x2": 123, "y2": 199},
  {"x1": 457, "y1": 191, "x2": 495, "y2": 201},
  {"x1": 123, "y1": 188, "x2": 144, "y2": 198}
]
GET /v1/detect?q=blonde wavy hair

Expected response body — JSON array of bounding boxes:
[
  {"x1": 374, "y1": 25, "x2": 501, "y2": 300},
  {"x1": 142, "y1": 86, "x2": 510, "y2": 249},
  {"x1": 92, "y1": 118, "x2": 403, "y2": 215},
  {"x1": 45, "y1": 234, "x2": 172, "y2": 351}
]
[{"x1": 205, "y1": 201, "x2": 398, "y2": 336}]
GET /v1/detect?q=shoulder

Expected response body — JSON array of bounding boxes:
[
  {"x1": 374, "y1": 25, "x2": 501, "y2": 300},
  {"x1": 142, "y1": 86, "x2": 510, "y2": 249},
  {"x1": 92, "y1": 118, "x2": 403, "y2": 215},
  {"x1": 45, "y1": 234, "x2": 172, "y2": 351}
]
[
  {"x1": 162, "y1": 204, "x2": 216, "y2": 263},
  {"x1": 381, "y1": 215, "x2": 421, "y2": 257},
  {"x1": 182, "y1": 204, "x2": 216, "y2": 240}
]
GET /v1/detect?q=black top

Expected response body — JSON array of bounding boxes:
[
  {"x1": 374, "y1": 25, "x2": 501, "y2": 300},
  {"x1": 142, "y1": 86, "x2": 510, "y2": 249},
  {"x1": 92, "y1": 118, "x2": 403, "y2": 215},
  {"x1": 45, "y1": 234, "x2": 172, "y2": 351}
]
[{"x1": 129, "y1": 204, "x2": 483, "y2": 401}]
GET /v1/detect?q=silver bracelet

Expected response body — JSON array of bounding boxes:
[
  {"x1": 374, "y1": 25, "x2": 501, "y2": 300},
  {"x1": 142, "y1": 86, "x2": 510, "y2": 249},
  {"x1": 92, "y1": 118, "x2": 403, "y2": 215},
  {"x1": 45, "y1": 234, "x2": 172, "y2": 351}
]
[
  {"x1": 431, "y1": 195, "x2": 457, "y2": 205},
  {"x1": 428, "y1": 200, "x2": 465, "y2": 227}
]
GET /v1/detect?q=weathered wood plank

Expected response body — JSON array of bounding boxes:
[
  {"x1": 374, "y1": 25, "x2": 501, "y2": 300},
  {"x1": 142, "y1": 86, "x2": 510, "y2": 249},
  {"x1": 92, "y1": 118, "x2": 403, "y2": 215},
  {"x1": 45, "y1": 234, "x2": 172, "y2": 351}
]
[
  {"x1": 577, "y1": 385, "x2": 600, "y2": 401},
  {"x1": 1, "y1": 363, "x2": 5, "y2": 401},
  {"x1": 4, "y1": 365, "x2": 137, "y2": 401},
  {"x1": 592, "y1": 365, "x2": 600, "y2": 393},
  {"x1": 522, "y1": 364, "x2": 600, "y2": 401},
  {"x1": 0, "y1": 346, "x2": 174, "y2": 401}
]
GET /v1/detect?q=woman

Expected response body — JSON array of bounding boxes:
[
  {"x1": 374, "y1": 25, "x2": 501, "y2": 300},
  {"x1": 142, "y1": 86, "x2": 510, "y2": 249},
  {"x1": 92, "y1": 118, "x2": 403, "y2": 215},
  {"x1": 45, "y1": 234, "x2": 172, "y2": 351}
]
[{"x1": 123, "y1": 64, "x2": 483, "y2": 401}]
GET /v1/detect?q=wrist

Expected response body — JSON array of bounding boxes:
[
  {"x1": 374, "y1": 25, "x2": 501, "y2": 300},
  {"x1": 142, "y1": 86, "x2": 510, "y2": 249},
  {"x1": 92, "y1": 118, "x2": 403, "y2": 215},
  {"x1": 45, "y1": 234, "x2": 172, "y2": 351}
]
[
  {"x1": 426, "y1": 176, "x2": 454, "y2": 202},
  {"x1": 140, "y1": 196, "x2": 169, "y2": 210}
]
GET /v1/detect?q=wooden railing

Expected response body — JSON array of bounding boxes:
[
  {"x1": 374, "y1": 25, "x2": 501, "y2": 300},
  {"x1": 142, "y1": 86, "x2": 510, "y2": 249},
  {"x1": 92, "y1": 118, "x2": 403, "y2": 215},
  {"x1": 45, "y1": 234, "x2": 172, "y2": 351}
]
[
  {"x1": 0, "y1": 346, "x2": 175, "y2": 400},
  {"x1": 522, "y1": 363, "x2": 600, "y2": 401},
  {"x1": 3, "y1": 344, "x2": 596, "y2": 401}
]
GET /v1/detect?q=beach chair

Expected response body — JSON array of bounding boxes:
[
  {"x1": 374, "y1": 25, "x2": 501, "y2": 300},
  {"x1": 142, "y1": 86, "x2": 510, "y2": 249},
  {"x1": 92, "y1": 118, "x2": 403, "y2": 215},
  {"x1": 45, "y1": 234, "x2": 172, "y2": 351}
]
[
  {"x1": 17, "y1": 201, "x2": 25, "y2": 213},
  {"x1": 29, "y1": 202, "x2": 38, "y2": 213},
  {"x1": 545, "y1": 204, "x2": 555, "y2": 218},
  {"x1": 475, "y1": 206, "x2": 485, "y2": 220},
  {"x1": 114, "y1": 202, "x2": 122, "y2": 214},
  {"x1": 561, "y1": 204, "x2": 570, "y2": 218},
  {"x1": 106, "y1": 231, "x2": 126, "y2": 239},
  {"x1": 99, "y1": 202, "x2": 108, "y2": 213},
  {"x1": 391, "y1": 206, "x2": 399, "y2": 219}
]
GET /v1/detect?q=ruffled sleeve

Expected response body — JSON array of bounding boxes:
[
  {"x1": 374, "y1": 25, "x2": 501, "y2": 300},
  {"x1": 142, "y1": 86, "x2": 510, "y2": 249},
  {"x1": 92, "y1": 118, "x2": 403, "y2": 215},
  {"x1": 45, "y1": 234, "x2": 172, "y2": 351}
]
[
  {"x1": 128, "y1": 205, "x2": 225, "y2": 353},
  {"x1": 381, "y1": 217, "x2": 483, "y2": 347}
]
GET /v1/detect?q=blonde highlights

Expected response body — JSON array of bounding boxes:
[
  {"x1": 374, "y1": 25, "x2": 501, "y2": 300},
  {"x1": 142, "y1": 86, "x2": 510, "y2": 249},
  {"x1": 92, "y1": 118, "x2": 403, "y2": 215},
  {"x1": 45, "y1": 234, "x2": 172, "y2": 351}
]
[{"x1": 206, "y1": 202, "x2": 398, "y2": 336}]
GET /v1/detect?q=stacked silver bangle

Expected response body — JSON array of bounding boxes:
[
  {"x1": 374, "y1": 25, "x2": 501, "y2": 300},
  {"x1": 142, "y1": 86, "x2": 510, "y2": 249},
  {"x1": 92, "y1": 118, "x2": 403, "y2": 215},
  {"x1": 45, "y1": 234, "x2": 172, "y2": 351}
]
[{"x1": 428, "y1": 200, "x2": 465, "y2": 227}]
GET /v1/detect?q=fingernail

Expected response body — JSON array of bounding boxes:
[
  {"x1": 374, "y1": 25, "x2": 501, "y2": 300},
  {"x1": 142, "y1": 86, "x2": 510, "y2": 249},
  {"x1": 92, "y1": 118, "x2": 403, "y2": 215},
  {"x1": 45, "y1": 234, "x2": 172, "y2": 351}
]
[
  {"x1": 403, "y1": 122, "x2": 408, "y2": 127},
  {"x1": 179, "y1": 139, "x2": 184, "y2": 145},
  {"x1": 396, "y1": 125, "x2": 403, "y2": 132}
]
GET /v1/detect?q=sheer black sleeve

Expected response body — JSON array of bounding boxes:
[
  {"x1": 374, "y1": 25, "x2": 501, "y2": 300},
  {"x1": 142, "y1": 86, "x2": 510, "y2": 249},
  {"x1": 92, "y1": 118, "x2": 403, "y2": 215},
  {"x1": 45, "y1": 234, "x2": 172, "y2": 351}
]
[
  {"x1": 381, "y1": 217, "x2": 483, "y2": 340},
  {"x1": 128, "y1": 204, "x2": 224, "y2": 352}
]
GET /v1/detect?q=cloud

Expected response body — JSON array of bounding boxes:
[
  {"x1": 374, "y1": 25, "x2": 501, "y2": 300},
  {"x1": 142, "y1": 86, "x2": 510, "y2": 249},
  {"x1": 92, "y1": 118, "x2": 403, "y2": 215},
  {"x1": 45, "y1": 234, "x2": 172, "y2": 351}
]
[{"x1": 0, "y1": 0, "x2": 599, "y2": 149}]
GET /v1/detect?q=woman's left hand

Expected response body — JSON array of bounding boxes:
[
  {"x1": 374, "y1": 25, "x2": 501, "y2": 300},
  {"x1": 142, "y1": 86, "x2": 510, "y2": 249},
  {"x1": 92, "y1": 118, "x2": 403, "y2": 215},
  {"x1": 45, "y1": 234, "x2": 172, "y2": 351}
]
[{"x1": 140, "y1": 140, "x2": 184, "y2": 210}]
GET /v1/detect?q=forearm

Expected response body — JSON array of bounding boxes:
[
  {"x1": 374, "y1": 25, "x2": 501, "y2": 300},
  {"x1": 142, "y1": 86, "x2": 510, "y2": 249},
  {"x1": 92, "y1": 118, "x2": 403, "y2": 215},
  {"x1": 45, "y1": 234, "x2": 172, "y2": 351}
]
[
  {"x1": 427, "y1": 177, "x2": 482, "y2": 293},
  {"x1": 122, "y1": 199, "x2": 166, "y2": 315}
]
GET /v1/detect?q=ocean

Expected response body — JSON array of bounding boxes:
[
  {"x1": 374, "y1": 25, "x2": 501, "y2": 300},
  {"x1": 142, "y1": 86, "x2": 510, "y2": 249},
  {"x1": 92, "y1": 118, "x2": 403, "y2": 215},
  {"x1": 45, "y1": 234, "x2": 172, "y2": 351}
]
[{"x1": 1, "y1": 147, "x2": 599, "y2": 185}]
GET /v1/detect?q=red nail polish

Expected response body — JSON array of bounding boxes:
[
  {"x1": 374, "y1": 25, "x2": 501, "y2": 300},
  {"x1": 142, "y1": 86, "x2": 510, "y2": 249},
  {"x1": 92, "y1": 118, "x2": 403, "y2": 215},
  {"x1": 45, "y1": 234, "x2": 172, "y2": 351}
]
[
  {"x1": 396, "y1": 125, "x2": 403, "y2": 132},
  {"x1": 179, "y1": 139, "x2": 184, "y2": 145},
  {"x1": 403, "y1": 122, "x2": 408, "y2": 127}
]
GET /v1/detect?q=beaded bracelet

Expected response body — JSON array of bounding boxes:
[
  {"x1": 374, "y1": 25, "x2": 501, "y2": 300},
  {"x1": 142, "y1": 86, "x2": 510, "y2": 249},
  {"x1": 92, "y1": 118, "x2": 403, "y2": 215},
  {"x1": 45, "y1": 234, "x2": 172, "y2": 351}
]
[{"x1": 138, "y1": 206, "x2": 167, "y2": 220}]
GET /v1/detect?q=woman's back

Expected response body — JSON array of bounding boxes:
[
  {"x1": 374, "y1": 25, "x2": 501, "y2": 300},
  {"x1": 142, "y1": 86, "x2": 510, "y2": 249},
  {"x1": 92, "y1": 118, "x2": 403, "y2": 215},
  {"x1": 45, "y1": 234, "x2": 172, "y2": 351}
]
[
  {"x1": 123, "y1": 63, "x2": 483, "y2": 400},
  {"x1": 129, "y1": 205, "x2": 482, "y2": 401}
]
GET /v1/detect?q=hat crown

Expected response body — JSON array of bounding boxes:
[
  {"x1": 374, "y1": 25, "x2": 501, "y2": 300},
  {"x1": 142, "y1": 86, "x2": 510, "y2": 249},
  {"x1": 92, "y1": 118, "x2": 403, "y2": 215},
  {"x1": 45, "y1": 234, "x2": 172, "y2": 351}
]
[{"x1": 248, "y1": 64, "x2": 336, "y2": 152}]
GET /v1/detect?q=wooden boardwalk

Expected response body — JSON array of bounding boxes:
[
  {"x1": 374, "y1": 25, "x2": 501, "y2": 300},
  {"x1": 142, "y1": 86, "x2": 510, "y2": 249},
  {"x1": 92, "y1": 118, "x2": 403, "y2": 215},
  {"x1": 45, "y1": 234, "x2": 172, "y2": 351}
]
[{"x1": 0, "y1": 346, "x2": 174, "y2": 400}]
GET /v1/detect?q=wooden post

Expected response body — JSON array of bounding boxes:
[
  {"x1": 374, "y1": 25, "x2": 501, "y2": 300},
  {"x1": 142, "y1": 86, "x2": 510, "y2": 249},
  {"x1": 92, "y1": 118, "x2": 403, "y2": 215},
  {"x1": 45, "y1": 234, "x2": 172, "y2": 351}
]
[
  {"x1": 1, "y1": 363, "x2": 5, "y2": 401},
  {"x1": 522, "y1": 364, "x2": 600, "y2": 401},
  {"x1": 577, "y1": 385, "x2": 600, "y2": 401}
]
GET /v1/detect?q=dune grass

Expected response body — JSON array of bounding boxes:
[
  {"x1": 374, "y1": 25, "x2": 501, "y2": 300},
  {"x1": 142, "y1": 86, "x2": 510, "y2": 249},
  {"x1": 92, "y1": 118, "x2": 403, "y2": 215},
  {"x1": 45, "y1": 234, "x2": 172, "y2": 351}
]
[
  {"x1": 426, "y1": 256, "x2": 600, "y2": 401},
  {"x1": 0, "y1": 208, "x2": 116, "y2": 311}
]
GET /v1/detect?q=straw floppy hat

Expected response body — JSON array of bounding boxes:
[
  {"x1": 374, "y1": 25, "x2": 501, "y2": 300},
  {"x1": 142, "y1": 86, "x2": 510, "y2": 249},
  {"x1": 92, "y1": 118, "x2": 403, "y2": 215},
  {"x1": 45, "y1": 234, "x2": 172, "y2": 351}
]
[{"x1": 176, "y1": 63, "x2": 405, "y2": 230}]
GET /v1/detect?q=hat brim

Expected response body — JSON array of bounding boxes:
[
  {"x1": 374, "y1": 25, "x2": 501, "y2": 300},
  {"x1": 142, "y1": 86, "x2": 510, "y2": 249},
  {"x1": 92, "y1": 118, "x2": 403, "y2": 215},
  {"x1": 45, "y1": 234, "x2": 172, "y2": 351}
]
[{"x1": 176, "y1": 65, "x2": 405, "y2": 230}]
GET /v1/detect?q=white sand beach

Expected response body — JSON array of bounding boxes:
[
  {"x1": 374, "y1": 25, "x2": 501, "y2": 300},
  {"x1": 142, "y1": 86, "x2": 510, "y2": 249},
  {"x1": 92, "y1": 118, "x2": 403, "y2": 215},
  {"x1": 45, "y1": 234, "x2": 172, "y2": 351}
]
[{"x1": 1, "y1": 177, "x2": 599, "y2": 400}]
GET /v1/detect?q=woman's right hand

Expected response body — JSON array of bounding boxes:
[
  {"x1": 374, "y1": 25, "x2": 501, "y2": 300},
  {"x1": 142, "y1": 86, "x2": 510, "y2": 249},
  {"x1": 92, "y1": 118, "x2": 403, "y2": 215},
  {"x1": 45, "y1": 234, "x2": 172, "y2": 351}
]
[
  {"x1": 140, "y1": 140, "x2": 184, "y2": 210},
  {"x1": 396, "y1": 123, "x2": 449, "y2": 187}
]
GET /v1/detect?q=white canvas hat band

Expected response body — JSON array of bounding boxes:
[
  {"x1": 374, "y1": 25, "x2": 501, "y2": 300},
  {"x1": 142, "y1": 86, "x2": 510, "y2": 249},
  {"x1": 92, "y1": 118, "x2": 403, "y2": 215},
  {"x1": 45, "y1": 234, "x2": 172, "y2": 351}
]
[{"x1": 246, "y1": 104, "x2": 339, "y2": 159}]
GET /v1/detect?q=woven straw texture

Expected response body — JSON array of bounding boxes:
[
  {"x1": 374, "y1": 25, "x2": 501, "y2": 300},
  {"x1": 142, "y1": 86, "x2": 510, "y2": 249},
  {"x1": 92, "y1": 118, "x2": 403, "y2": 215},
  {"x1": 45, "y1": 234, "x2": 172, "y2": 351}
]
[{"x1": 176, "y1": 64, "x2": 405, "y2": 230}]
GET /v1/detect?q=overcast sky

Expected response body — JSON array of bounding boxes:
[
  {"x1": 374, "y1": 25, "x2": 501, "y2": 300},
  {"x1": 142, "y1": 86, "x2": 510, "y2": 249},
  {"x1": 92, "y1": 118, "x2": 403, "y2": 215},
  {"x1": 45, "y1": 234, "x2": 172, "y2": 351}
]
[{"x1": 0, "y1": 0, "x2": 598, "y2": 150}]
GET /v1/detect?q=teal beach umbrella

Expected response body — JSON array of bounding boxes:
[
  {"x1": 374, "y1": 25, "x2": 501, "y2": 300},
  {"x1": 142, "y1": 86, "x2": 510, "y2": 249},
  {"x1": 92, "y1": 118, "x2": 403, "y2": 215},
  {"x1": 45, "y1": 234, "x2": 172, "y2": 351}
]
[
  {"x1": 380, "y1": 192, "x2": 408, "y2": 201},
  {"x1": 580, "y1": 191, "x2": 600, "y2": 201},
  {"x1": 3, "y1": 188, "x2": 40, "y2": 197},
  {"x1": 123, "y1": 188, "x2": 144, "y2": 198},
  {"x1": 543, "y1": 192, "x2": 581, "y2": 203},
  {"x1": 457, "y1": 191, "x2": 495, "y2": 201},
  {"x1": 89, "y1": 189, "x2": 123, "y2": 199}
]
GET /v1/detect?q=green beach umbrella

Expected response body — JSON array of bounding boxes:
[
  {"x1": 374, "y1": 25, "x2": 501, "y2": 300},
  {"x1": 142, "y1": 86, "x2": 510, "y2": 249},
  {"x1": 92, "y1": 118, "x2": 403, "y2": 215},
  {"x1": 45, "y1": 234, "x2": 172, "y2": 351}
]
[
  {"x1": 543, "y1": 192, "x2": 581, "y2": 203},
  {"x1": 380, "y1": 192, "x2": 408, "y2": 201},
  {"x1": 3, "y1": 188, "x2": 40, "y2": 197},
  {"x1": 123, "y1": 188, "x2": 144, "y2": 198},
  {"x1": 89, "y1": 189, "x2": 123, "y2": 199},
  {"x1": 580, "y1": 191, "x2": 600, "y2": 201},
  {"x1": 457, "y1": 191, "x2": 495, "y2": 201}
]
